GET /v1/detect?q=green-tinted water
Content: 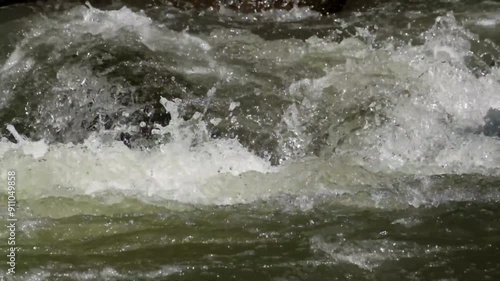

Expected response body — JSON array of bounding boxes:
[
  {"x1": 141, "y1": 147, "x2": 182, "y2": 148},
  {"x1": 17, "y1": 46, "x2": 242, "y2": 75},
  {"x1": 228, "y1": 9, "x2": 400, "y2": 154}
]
[{"x1": 1, "y1": 0, "x2": 500, "y2": 280}]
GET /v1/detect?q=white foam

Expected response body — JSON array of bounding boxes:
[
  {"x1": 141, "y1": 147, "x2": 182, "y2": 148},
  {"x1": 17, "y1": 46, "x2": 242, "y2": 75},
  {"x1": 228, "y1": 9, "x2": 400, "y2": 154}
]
[
  {"x1": 78, "y1": 5, "x2": 153, "y2": 40},
  {"x1": 0, "y1": 133, "x2": 272, "y2": 204},
  {"x1": 0, "y1": 97, "x2": 277, "y2": 205},
  {"x1": 0, "y1": 8, "x2": 499, "y2": 210},
  {"x1": 5, "y1": 125, "x2": 48, "y2": 159},
  {"x1": 326, "y1": 14, "x2": 500, "y2": 175}
]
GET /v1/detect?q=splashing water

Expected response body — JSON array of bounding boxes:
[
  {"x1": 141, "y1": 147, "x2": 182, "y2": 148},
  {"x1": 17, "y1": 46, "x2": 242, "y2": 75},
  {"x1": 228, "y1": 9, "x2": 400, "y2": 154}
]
[{"x1": 1, "y1": 0, "x2": 500, "y2": 280}]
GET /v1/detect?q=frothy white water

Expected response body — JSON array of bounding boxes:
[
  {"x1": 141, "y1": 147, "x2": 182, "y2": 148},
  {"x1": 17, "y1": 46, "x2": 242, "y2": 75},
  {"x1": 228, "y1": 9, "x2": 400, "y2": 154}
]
[
  {"x1": 1, "y1": 6, "x2": 500, "y2": 211},
  {"x1": 356, "y1": 15, "x2": 500, "y2": 174},
  {"x1": 0, "y1": 97, "x2": 276, "y2": 205},
  {"x1": 285, "y1": 14, "x2": 500, "y2": 175}
]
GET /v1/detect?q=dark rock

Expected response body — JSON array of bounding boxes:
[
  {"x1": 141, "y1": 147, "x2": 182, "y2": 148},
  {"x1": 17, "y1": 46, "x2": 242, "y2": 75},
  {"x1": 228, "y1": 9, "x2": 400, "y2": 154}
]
[
  {"x1": 114, "y1": 104, "x2": 173, "y2": 149},
  {"x1": 483, "y1": 108, "x2": 500, "y2": 137},
  {"x1": 120, "y1": 132, "x2": 132, "y2": 148}
]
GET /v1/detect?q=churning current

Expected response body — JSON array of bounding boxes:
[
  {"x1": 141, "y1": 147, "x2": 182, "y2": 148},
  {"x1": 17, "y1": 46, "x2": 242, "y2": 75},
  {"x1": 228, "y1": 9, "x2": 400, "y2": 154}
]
[{"x1": 0, "y1": 0, "x2": 500, "y2": 280}]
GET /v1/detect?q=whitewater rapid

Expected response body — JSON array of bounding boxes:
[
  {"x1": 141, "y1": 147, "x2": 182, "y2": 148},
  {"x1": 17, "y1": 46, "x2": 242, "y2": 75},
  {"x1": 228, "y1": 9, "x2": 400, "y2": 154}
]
[{"x1": 0, "y1": 4, "x2": 499, "y2": 213}]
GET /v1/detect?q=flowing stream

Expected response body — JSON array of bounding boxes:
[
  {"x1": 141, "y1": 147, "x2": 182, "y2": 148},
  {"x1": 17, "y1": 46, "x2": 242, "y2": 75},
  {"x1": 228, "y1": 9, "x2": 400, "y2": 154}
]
[{"x1": 1, "y1": 0, "x2": 500, "y2": 280}]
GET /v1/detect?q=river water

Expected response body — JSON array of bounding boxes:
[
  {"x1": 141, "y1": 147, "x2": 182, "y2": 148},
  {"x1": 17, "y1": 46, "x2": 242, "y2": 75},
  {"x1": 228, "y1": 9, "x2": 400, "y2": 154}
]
[{"x1": 0, "y1": 0, "x2": 500, "y2": 280}]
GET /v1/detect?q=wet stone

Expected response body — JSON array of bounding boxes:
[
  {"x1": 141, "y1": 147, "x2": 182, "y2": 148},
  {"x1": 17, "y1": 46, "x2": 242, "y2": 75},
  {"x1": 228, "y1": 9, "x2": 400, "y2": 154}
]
[{"x1": 483, "y1": 108, "x2": 500, "y2": 137}]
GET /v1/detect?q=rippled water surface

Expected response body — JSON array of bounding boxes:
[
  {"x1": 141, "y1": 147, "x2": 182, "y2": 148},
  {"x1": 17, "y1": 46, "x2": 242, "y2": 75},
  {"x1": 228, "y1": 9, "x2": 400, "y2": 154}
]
[{"x1": 1, "y1": 0, "x2": 500, "y2": 280}]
